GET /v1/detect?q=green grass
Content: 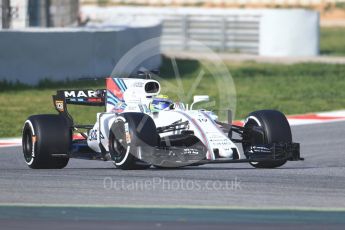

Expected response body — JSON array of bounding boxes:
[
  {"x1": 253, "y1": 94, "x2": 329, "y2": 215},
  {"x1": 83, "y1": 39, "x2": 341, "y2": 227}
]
[
  {"x1": 320, "y1": 27, "x2": 345, "y2": 56},
  {"x1": 231, "y1": 62, "x2": 345, "y2": 118},
  {"x1": 158, "y1": 59, "x2": 345, "y2": 119},
  {"x1": 1, "y1": 57, "x2": 345, "y2": 137}
]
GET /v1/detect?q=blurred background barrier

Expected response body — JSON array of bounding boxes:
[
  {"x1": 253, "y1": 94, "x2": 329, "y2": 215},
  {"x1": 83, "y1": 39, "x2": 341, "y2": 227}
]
[
  {"x1": 80, "y1": 0, "x2": 343, "y2": 6},
  {"x1": 0, "y1": 0, "x2": 162, "y2": 84},
  {"x1": 0, "y1": 0, "x2": 338, "y2": 84},
  {"x1": 1, "y1": 0, "x2": 79, "y2": 28},
  {"x1": 0, "y1": 23, "x2": 162, "y2": 84},
  {"x1": 82, "y1": 6, "x2": 319, "y2": 56}
]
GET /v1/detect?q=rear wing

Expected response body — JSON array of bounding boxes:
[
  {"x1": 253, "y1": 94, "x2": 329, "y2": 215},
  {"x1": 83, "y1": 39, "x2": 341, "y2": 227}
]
[
  {"x1": 52, "y1": 76, "x2": 160, "y2": 122},
  {"x1": 52, "y1": 89, "x2": 106, "y2": 125},
  {"x1": 53, "y1": 89, "x2": 106, "y2": 107}
]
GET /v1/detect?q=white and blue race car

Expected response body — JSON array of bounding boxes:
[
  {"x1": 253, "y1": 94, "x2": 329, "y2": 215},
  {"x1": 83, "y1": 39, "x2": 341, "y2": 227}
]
[{"x1": 22, "y1": 71, "x2": 302, "y2": 169}]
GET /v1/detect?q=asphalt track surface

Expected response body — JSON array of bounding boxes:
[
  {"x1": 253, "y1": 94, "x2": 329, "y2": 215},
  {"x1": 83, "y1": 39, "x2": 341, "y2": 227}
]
[{"x1": 1, "y1": 121, "x2": 345, "y2": 229}]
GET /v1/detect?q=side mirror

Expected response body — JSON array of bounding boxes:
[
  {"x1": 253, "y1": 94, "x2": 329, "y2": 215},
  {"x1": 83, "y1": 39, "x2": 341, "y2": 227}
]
[{"x1": 190, "y1": 95, "x2": 209, "y2": 110}]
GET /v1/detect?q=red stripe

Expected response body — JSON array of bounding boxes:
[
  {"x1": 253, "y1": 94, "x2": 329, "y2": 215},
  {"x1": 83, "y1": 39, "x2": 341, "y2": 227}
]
[
  {"x1": 232, "y1": 114, "x2": 345, "y2": 127},
  {"x1": 73, "y1": 134, "x2": 86, "y2": 140},
  {"x1": 0, "y1": 143, "x2": 19, "y2": 145},
  {"x1": 287, "y1": 114, "x2": 345, "y2": 120},
  {"x1": 0, "y1": 143, "x2": 21, "y2": 148},
  {"x1": 232, "y1": 121, "x2": 244, "y2": 126},
  {"x1": 106, "y1": 78, "x2": 123, "y2": 100}
]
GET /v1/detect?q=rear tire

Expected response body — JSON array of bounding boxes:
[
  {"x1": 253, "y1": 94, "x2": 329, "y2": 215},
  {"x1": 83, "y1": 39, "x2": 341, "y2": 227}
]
[
  {"x1": 109, "y1": 113, "x2": 159, "y2": 170},
  {"x1": 243, "y1": 110, "x2": 292, "y2": 168},
  {"x1": 22, "y1": 115, "x2": 71, "y2": 169}
]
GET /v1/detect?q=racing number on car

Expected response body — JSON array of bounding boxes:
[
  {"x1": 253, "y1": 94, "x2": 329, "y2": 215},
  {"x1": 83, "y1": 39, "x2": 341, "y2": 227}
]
[
  {"x1": 89, "y1": 130, "x2": 98, "y2": 141},
  {"x1": 198, "y1": 118, "x2": 208, "y2": 123},
  {"x1": 88, "y1": 130, "x2": 105, "y2": 141}
]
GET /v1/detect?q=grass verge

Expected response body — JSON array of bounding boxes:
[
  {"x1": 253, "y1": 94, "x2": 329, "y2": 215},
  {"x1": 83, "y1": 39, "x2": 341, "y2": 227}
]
[{"x1": 320, "y1": 27, "x2": 345, "y2": 56}]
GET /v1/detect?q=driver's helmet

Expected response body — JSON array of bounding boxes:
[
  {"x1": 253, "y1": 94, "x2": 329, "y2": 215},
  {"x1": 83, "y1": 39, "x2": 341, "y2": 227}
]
[{"x1": 149, "y1": 95, "x2": 173, "y2": 112}]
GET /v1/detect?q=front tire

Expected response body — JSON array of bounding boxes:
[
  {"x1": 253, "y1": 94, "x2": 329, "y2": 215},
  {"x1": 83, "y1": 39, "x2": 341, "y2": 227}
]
[
  {"x1": 109, "y1": 113, "x2": 159, "y2": 170},
  {"x1": 22, "y1": 115, "x2": 71, "y2": 169},
  {"x1": 243, "y1": 110, "x2": 292, "y2": 168}
]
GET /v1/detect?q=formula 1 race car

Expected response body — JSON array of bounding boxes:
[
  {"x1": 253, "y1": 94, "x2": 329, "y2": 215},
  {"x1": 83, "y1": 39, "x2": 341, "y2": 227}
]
[{"x1": 22, "y1": 71, "x2": 302, "y2": 169}]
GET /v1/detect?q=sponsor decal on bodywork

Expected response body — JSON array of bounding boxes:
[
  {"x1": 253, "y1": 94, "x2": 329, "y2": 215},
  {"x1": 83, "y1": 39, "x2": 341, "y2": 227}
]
[
  {"x1": 124, "y1": 123, "x2": 131, "y2": 144},
  {"x1": 106, "y1": 78, "x2": 128, "y2": 113},
  {"x1": 64, "y1": 90, "x2": 98, "y2": 98},
  {"x1": 55, "y1": 100, "x2": 64, "y2": 112}
]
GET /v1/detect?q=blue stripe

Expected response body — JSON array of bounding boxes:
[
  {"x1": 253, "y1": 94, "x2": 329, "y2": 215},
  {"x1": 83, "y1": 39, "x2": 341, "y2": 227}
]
[
  {"x1": 107, "y1": 90, "x2": 119, "y2": 102},
  {"x1": 120, "y1": 79, "x2": 127, "y2": 90},
  {"x1": 116, "y1": 78, "x2": 125, "y2": 91},
  {"x1": 119, "y1": 78, "x2": 127, "y2": 91},
  {"x1": 114, "y1": 78, "x2": 125, "y2": 92},
  {"x1": 107, "y1": 95, "x2": 118, "y2": 104},
  {"x1": 107, "y1": 100, "x2": 127, "y2": 110},
  {"x1": 118, "y1": 78, "x2": 126, "y2": 91},
  {"x1": 107, "y1": 94, "x2": 118, "y2": 103},
  {"x1": 112, "y1": 78, "x2": 121, "y2": 92},
  {"x1": 107, "y1": 100, "x2": 117, "y2": 107},
  {"x1": 107, "y1": 97, "x2": 119, "y2": 106}
]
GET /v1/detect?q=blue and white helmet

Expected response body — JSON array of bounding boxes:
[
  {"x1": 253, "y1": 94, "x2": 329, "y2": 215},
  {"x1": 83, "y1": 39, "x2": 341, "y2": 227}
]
[{"x1": 149, "y1": 95, "x2": 173, "y2": 112}]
